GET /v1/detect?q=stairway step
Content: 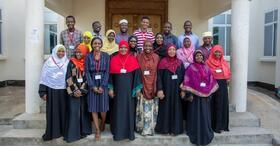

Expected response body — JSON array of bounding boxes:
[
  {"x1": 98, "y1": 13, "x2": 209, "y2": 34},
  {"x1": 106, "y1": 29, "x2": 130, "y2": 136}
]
[{"x1": 0, "y1": 127, "x2": 273, "y2": 146}]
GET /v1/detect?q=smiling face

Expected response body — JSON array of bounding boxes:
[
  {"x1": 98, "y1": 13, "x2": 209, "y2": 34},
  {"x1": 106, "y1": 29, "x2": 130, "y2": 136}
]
[
  {"x1": 183, "y1": 38, "x2": 191, "y2": 48},
  {"x1": 195, "y1": 52, "x2": 204, "y2": 63},
  {"x1": 163, "y1": 22, "x2": 172, "y2": 34},
  {"x1": 66, "y1": 17, "x2": 75, "y2": 30},
  {"x1": 203, "y1": 36, "x2": 213, "y2": 45},
  {"x1": 214, "y1": 50, "x2": 222, "y2": 59},
  {"x1": 92, "y1": 22, "x2": 101, "y2": 33},
  {"x1": 56, "y1": 48, "x2": 65, "y2": 58},
  {"x1": 143, "y1": 41, "x2": 153, "y2": 54},
  {"x1": 184, "y1": 21, "x2": 192, "y2": 33},
  {"x1": 107, "y1": 32, "x2": 115, "y2": 43},
  {"x1": 120, "y1": 23, "x2": 128, "y2": 33},
  {"x1": 91, "y1": 39, "x2": 102, "y2": 52},
  {"x1": 119, "y1": 44, "x2": 128, "y2": 55},
  {"x1": 156, "y1": 34, "x2": 164, "y2": 45},
  {"x1": 75, "y1": 49, "x2": 83, "y2": 60},
  {"x1": 83, "y1": 36, "x2": 91, "y2": 44},
  {"x1": 168, "y1": 46, "x2": 176, "y2": 58},
  {"x1": 141, "y1": 18, "x2": 150, "y2": 30},
  {"x1": 129, "y1": 37, "x2": 137, "y2": 48}
]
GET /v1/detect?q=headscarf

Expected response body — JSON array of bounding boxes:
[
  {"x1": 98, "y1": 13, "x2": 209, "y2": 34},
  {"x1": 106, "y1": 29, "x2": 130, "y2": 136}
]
[
  {"x1": 101, "y1": 29, "x2": 118, "y2": 55},
  {"x1": 137, "y1": 40, "x2": 160, "y2": 99},
  {"x1": 39, "y1": 44, "x2": 69, "y2": 89},
  {"x1": 128, "y1": 35, "x2": 138, "y2": 53},
  {"x1": 70, "y1": 44, "x2": 89, "y2": 73},
  {"x1": 158, "y1": 44, "x2": 182, "y2": 73},
  {"x1": 81, "y1": 31, "x2": 93, "y2": 52},
  {"x1": 176, "y1": 36, "x2": 194, "y2": 68},
  {"x1": 110, "y1": 40, "x2": 140, "y2": 74},
  {"x1": 181, "y1": 50, "x2": 218, "y2": 97},
  {"x1": 206, "y1": 45, "x2": 231, "y2": 79},
  {"x1": 153, "y1": 33, "x2": 167, "y2": 58}
]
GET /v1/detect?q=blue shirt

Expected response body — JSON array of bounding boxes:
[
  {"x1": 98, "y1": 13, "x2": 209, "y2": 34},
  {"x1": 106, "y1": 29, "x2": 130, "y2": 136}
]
[{"x1": 178, "y1": 32, "x2": 200, "y2": 49}]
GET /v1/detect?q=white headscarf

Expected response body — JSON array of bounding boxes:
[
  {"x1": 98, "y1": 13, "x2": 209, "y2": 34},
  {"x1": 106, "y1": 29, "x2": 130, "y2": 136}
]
[{"x1": 39, "y1": 44, "x2": 69, "y2": 89}]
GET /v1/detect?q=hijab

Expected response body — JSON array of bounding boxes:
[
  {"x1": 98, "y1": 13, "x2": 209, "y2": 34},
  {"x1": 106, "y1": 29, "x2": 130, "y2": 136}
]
[
  {"x1": 70, "y1": 44, "x2": 89, "y2": 73},
  {"x1": 176, "y1": 36, "x2": 195, "y2": 68},
  {"x1": 81, "y1": 31, "x2": 93, "y2": 52},
  {"x1": 101, "y1": 29, "x2": 118, "y2": 55},
  {"x1": 158, "y1": 44, "x2": 182, "y2": 73}
]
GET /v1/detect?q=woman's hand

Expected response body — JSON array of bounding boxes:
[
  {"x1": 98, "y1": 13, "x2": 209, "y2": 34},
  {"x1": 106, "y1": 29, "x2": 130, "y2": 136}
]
[
  {"x1": 157, "y1": 90, "x2": 165, "y2": 100},
  {"x1": 108, "y1": 89, "x2": 115, "y2": 98},
  {"x1": 74, "y1": 90, "x2": 82, "y2": 97},
  {"x1": 186, "y1": 95, "x2": 193, "y2": 102},
  {"x1": 136, "y1": 91, "x2": 142, "y2": 97},
  {"x1": 93, "y1": 87, "x2": 99, "y2": 93},
  {"x1": 180, "y1": 91, "x2": 186, "y2": 99}
]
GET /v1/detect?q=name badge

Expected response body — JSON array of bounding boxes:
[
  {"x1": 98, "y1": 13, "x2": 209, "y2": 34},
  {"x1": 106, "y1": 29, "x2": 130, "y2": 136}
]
[
  {"x1": 144, "y1": 70, "x2": 150, "y2": 75},
  {"x1": 77, "y1": 78, "x2": 83, "y2": 83},
  {"x1": 120, "y1": 69, "x2": 127, "y2": 74},
  {"x1": 215, "y1": 69, "x2": 222, "y2": 73},
  {"x1": 200, "y1": 82, "x2": 206, "y2": 87},
  {"x1": 95, "y1": 75, "x2": 101, "y2": 80},
  {"x1": 172, "y1": 74, "x2": 178, "y2": 80},
  {"x1": 69, "y1": 45, "x2": 75, "y2": 50}
]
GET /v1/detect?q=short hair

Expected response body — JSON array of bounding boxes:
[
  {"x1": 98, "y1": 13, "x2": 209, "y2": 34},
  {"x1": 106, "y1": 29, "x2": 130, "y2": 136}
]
[
  {"x1": 92, "y1": 21, "x2": 101, "y2": 27},
  {"x1": 90, "y1": 37, "x2": 103, "y2": 49},
  {"x1": 141, "y1": 16, "x2": 150, "y2": 21},
  {"x1": 184, "y1": 20, "x2": 192, "y2": 25},
  {"x1": 165, "y1": 21, "x2": 173, "y2": 28},
  {"x1": 66, "y1": 15, "x2": 75, "y2": 22}
]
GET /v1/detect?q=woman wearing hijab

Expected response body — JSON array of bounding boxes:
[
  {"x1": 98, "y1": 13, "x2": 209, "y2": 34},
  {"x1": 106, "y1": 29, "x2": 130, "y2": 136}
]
[
  {"x1": 101, "y1": 29, "x2": 119, "y2": 56},
  {"x1": 153, "y1": 33, "x2": 167, "y2": 58},
  {"x1": 206, "y1": 45, "x2": 231, "y2": 133},
  {"x1": 81, "y1": 31, "x2": 93, "y2": 52},
  {"x1": 155, "y1": 44, "x2": 185, "y2": 135},
  {"x1": 176, "y1": 36, "x2": 194, "y2": 69},
  {"x1": 128, "y1": 35, "x2": 138, "y2": 56},
  {"x1": 136, "y1": 40, "x2": 160, "y2": 136},
  {"x1": 109, "y1": 40, "x2": 142, "y2": 141},
  {"x1": 64, "y1": 44, "x2": 92, "y2": 142},
  {"x1": 85, "y1": 37, "x2": 110, "y2": 140},
  {"x1": 181, "y1": 50, "x2": 219, "y2": 145},
  {"x1": 38, "y1": 44, "x2": 69, "y2": 141}
]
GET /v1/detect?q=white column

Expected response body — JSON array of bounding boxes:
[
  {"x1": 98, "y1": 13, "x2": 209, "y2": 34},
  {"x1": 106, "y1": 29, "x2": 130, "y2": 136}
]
[
  {"x1": 230, "y1": 0, "x2": 250, "y2": 112},
  {"x1": 25, "y1": 0, "x2": 44, "y2": 113}
]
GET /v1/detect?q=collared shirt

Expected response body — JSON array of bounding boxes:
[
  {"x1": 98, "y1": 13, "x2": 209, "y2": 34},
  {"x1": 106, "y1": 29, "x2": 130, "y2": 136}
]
[
  {"x1": 163, "y1": 33, "x2": 179, "y2": 48},
  {"x1": 178, "y1": 32, "x2": 200, "y2": 49},
  {"x1": 92, "y1": 32, "x2": 102, "y2": 39},
  {"x1": 60, "y1": 29, "x2": 82, "y2": 58},
  {"x1": 133, "y1": 28, "x2": 155, "y2": 51},
  {"x1": 115, "y1": 32, "x2": 130, "y2": 44}
]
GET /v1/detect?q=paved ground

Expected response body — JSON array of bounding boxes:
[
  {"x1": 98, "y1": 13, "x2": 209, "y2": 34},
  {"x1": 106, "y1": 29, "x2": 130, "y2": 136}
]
[{"x1": 0, "y1": 86, "x2": 280, "y2": 142}]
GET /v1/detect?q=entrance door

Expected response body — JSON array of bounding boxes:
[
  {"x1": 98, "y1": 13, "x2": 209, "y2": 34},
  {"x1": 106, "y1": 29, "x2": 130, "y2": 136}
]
[{"x1": 106, "y1": 0, "x2": 168, "y2": 34}]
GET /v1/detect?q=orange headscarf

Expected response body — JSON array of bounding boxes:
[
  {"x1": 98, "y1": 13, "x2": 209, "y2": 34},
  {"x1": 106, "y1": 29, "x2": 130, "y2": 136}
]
[
  {"x1": 206, "y1": 45, "x2": 231, "y2": 79},
  {"x1": 70, "y1": 44, "x2": 89, "y2": 72}
]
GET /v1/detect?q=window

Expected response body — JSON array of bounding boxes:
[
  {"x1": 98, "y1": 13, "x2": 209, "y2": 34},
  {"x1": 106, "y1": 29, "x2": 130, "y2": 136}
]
[
  {"x1": 264, "y1": 9, "x2": 278, "y2": 57},
  {"x1": 212, "y1": 11, "x2": 231, "y2": 56},
  {"x1": 44, "y1": 24, "x2": 57, "y2": 54},
  {"x1": 0, "y1": 9, "x2": 2, "y2": 54}
]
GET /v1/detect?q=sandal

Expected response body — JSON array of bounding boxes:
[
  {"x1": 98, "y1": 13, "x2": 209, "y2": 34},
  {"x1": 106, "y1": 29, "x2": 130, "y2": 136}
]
[{"x1": 95, "y1": 130, "x2": 101, "y2": 140}]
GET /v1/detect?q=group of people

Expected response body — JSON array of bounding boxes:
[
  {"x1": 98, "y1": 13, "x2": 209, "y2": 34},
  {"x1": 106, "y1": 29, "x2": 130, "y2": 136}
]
[{"x1": 38, "y1": 15, "x2": 231, "y2": 145}]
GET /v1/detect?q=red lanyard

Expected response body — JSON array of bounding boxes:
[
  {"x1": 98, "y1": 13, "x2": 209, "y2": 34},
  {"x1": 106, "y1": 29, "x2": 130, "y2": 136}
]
[
  {"x1": 51, "y1": 56, "x2": 65, "y2": 69},
  {"x1": 120, "y1": 55, "x2": 129, "y2": 69},
  {"x1": 94, "y1": 53, "x2": 101, "y2": 73},
  {"x1": 68, "y1": 31, "x2": 74, "y2": 44}
]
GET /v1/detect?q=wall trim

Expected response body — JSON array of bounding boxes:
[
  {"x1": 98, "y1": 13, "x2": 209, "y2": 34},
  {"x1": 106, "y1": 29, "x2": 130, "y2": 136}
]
[{"x1": 0, "y1": 80, "x2": 25, "y2": 87}]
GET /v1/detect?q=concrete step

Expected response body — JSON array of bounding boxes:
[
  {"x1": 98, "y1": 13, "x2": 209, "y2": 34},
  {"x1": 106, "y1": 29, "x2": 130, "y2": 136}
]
[
  {"x1": 12, "y1": 112, "x2": 260, "y2": 129},
  {"x1": 0, "y1": 127, "x2": 273, "y2": 146}
]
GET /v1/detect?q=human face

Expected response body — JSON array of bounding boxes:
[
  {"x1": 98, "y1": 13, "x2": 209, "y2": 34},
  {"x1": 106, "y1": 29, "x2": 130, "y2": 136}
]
[
  {"x1": 156, "y1": 34, "x2": 164, "y2": 45},
  {"x1": 163, "y1": 23, "x2": 172, "y2": 34},
  {"x1": 75, "y1": 49, "x2": 83, "y2": 60},
  {"x1": 92, "y1": 39, "x2": 102, "y2": 51},
  {"x1": 57, "y1": 48, "x2": 65, "y2": 58},
  {"x1": 168, "y1": 46, "x2": 176, "y2": 58},
  {"x1": 184, "y1": 21, "x2": 192, "y2": 33},
  {"x1": 66, "y1": 17, "x2": 75, "y2": 30},
  {"x1": 214, "y1": 50, "x2": 222, "y2": 59},
  {"x1": 195, "y1": 52, "x2": 204, "y2": 63},
  {"x1": 203, "y1": 36, "x2": 213, "y2": 45},
  {"x1": 93, "y1": 22, "x2": 101, "y2": 33},
  {"x1": 120, "y1": 23, "x2": 128, "y2": 33},
  {"x1": 143, "y1": 42, "x2": 153, "y2": 54},
  {"x1": 83, "y1": 36, "x2": 91, "y2": 44},
  {"x1": 183, "y1": 38, "x2": 191, "y2": 48},
  {"x1": 107, "y1": 32, "x2": 115, "y2": 43},
  {"x1": 119, "y1": 44, "x2": 128, "y2": 55},
  {"x1": 141, "y1": 18, "x2": 149, "y2": 30},
  {"x1": 129, "y1": 38, "x2": 137, "y2": 48}
]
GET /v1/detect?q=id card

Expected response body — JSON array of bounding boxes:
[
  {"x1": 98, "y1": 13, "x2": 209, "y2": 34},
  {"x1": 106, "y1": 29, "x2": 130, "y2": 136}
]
[
  {"x1": 69, "y1": 45, "x2": 75, "y2": 50},
  {"x1": 95, "y1": 75, "x2": 101, "y2": 80},
  {"x1": 215, "y1": 69, "x2": 222, "y2": 73},
  {"x1": 172, "y1": 74, "x2": 178, "y2": 80},
  {"x1": 144, "y1": 70, "x2": 150, "y2": 75},
  {"x1": 120, "y1": 69, "x2": 127, "y2": 73},
  {"x1": 77, "y1": 78, "x2": 83, "y2": 83},
  {"x1": 200, "y1": 82, "x2": 206, "y2": 87}
]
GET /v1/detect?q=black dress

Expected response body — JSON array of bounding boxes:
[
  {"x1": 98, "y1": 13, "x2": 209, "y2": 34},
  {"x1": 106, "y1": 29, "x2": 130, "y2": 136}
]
[
  {"x1": 109, "y1": 69, "x2": 142, "y2": 141},
  {"x1": 155, "y1": 63, "x2": 184, "y2": 135},
  {"x1": 186, "y1": 94, "x2": 214, "y2": 145},
  {"x1": 64, "y1": 61, "x2": 92, "y2": 142},
  {"x1": 211, "y1": 79, "x2": 229, "y2": 132},
  {"x1": 38, "y1": 84, "x2": 67, "y2": 141}
]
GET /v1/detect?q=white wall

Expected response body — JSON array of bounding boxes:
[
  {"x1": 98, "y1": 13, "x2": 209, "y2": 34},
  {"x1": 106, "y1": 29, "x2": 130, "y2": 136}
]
[
  {"x1": 247, "y1": 0, "x2": 279, "y2": 86},
  {"x1": 0, "y1": 0, "x2": 26, "y2": 81}
]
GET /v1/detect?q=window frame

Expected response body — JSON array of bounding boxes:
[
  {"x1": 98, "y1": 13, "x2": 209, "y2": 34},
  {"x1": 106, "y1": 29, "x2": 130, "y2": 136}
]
[{"x1": 44, "y1": 23, "x2": 58, "y2": 55}]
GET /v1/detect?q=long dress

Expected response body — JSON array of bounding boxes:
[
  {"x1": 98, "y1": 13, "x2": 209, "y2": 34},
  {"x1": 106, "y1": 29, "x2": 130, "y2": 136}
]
[
  {"x1": 211, "y1": 79, "x2": 229, "y2": 132},
  {"x1": 85, "y1": 52, "x2": 110, "y2": 112},
  {"x1": 64, "y1": 61, "x2": 92, "y2": 142},
  {"x1": 155, "y1": 63, "x2": 185, "y2": 135},
  {"x1": 39, "y1": 84, "x2": 67, "y2": 141},
  {"x1": 109, "y1": 69, "x2": 142, "y2": 141}
]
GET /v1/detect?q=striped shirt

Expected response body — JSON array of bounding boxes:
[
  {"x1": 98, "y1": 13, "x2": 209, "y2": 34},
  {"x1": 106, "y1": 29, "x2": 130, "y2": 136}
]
[
  {"x1": 60, "y1": 29, "x2": 82, "y2": 58},
  {"x1": 133, "y1": 28, "x2": 155, "y2": 51}
]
